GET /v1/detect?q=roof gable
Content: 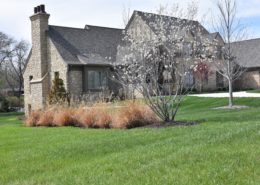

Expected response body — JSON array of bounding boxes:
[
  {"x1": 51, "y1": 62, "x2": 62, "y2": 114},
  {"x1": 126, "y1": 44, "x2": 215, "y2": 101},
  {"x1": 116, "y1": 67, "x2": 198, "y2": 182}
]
[
  {"x1": 48, "y1": 25, "x2": 123, "y2": 65},
  {"x1": 126, "y1": 11, "x2": 209, "y2": 35},
  {"x1": 232, "y1": 38, "x2": 260, "y2": 68}
]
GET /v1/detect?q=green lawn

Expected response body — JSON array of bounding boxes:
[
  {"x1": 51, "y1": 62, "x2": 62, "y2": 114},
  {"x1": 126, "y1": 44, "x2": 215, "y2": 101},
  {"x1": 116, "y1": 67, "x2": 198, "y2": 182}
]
[
  {"x1": 0, "y1": 97, "x2": 259, "y2": 185},
  {"x1": 247, "y1": 89, "x2": 260, "y2": 93}
]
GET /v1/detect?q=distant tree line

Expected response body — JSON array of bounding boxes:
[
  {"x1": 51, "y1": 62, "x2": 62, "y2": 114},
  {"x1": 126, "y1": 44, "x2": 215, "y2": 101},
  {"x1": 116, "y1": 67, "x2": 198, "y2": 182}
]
[
  {"x1": 0, "y1": 31, "x2": 29, "y2": 97},
  {"x1": 0, "y1": 31, "x2": 30, "y2": 110}
]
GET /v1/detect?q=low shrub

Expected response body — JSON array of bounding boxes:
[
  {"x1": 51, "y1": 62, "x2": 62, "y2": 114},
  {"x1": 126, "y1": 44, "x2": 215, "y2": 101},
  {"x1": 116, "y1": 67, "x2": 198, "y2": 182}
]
[
  {"x1": 6, "y1": 96, "x2": 24, "y2": 108},
  {"x1": 0, "y1": 96, "x2": 9, "y2": 112}
]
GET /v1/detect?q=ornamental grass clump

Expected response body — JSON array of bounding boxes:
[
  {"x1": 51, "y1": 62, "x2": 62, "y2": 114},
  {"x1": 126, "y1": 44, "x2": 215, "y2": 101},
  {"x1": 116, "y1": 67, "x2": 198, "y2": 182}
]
[
  {"x1": 52, "y1": 108, "x2": 76, "y2": 126},
  {"x1": 78, "y1": 108, "x2": 97, "y2": 128},
  {"x1": 25, "y1": 101, "x2": 159, "y2": 128},
  {"x1": 25, "y1": 111, "x2": 41, "y2": 126},
  {"x1": 112, "y1": 102, "x2": 159, "y2": 128},
  {"x1": 37, "y1": 111, "x2": 54, "y2": 126},
  {"x1": 95, "y1": 109, "x2": 112, "y2": 128}
]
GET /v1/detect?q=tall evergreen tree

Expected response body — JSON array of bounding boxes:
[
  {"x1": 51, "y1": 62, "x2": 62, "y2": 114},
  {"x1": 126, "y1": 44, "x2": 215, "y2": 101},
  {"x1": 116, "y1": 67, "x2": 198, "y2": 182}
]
[{"x1": 48, "y1": 75, "x2": 70, "y2": 105}]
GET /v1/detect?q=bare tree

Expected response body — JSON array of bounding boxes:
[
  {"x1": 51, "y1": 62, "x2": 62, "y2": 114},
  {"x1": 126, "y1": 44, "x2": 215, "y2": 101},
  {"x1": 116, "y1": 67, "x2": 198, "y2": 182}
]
[
  {"x1": 211, "y1": 0, "x2": 248, "y2": 107},
  {"x1": 115, "y1": 3, "x2": 209, "y2": 123},
  {"x1": 122, "y1": 2, "x2": 132, "y2": 27},
  {"x1": 0, "y1": 32, "x2": 14, "y2": 67},
  {"x1": 0, "y1": 31, "x2": 15, "y2": 96},
  {"x1": 3, "y1": 40, "x2": 29, "y2": 99},
  {"x1": 156, "y1": 1, "x2": 199, "y2": 21}
]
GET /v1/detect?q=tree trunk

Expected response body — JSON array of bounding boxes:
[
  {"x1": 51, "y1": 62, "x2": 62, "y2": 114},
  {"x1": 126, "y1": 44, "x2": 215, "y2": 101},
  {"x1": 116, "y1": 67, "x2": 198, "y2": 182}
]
[
  {"x1": 228, "y1": 79, "x2": 233, "y2": 107},
  {"x1": 18, "y1": 82, "x2": 22, "y2": 107}
]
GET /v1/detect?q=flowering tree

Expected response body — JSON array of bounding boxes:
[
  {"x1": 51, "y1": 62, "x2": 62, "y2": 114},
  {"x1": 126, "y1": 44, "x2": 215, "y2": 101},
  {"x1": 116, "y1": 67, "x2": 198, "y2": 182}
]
[
  {"x1": 115, "y1": 3, "x2": 210, "y2": 123},
  {"x1": 193, "y1": 60, "x2": 213, "y2": 92}
]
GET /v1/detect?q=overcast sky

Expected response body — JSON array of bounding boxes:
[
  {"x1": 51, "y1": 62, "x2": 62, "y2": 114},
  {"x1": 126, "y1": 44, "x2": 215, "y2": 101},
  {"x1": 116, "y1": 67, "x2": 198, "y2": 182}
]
[{"x1": 1, "y1": 0, "x2": 260, "y2": 42}]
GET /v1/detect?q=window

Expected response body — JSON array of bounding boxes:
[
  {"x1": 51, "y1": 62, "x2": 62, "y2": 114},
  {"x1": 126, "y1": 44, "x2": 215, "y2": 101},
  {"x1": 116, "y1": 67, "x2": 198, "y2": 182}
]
[
  {"x1": 87, "y1": 70, "x2": 107, "y2": 90},
  {"x1": 185, "y1": 70, "x2": 194, "y2": 88},
  {"x1": 29, "y1": 76, "x2": 33, "y2": 94},
  {"x1": 54, "y1": 72, "x2": 59, "y2": 79},
  {"x1": 183, "y1": 42, "x2": 192, "y2": 56},
  {"x1": 216, "y1": 72, "x2": 224, "y2": 88},
  {"x1": 28, "y1": 104, "x2": 32, "y2": 113}
]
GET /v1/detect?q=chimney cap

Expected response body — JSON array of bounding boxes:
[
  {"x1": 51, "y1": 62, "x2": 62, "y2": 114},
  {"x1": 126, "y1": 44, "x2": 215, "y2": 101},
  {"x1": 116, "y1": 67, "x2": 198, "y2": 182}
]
[{"x1": 34, "y1": 4, "x2": 46, "y2": 14}]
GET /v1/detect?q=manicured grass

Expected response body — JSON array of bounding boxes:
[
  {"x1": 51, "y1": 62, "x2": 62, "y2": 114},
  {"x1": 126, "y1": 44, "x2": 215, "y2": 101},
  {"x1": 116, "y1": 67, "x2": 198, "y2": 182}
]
[
  {"x1": 247, "y1": 89, "x2": 260, "y2": 93},
  {"x1": 0, "y1": 97, "x2": 259, "y2": 185}
]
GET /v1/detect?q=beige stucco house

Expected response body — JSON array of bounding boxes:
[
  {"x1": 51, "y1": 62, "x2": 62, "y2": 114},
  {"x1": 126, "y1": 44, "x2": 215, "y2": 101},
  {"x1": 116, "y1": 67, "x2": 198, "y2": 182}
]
[{"x1": 23, "y1": 5, "x2": 260, "y2": 113}]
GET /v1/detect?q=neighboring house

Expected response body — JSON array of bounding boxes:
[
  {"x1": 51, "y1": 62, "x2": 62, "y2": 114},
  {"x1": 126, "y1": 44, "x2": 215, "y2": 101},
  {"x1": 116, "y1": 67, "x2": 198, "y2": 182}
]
[
  {"x1": 23, "y1": 5, "x2": 260, "y2": 113},
  {"x1": 232, "y1": 39, "x2": 260, "y2": 90},
  {"x1": 117, "y1": 11, "x2": 225, "y2": 94}
]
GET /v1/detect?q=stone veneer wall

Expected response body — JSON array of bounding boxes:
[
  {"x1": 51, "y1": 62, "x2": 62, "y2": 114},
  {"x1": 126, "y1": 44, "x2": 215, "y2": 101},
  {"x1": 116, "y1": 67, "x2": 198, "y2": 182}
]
[
  {"x1": 237, "y1": 70, "x2": 260, "y2": 89},
  {"x1": 197, "y1": 63, "x2": 218, "y2": 92},
  {"x1": 24, "y1": 13, "x2": 50, "y2": 114},
  {"x1": 127, "y1": 14, "x2": 156, "y2": 41},
  {"x1": 47, "y1": 38, "x2": 68, "y2": 89},
  {"x1": 24, "y1": 31, "x2": 68, "y2": 114}
]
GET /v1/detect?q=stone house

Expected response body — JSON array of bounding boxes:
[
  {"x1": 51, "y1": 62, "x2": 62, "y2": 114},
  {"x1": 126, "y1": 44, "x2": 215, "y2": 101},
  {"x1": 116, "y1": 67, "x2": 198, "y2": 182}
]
[
  {"x1": 231, "y1": 39, "x2": 260, "y2": 90},
  {"x1": 23, "y1": 5, "x2": 260, "y2": 113}
]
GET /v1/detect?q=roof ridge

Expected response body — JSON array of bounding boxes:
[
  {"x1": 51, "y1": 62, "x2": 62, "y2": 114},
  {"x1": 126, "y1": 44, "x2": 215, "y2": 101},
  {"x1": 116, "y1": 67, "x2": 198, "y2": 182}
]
[
  {"x1": 49, "y1": 24, "x2": 123, "y2": 31},
  {"x1": 85, "y1": 24, "x2": 124, "y2": 30},
  {"x1": 231, "y1": 37, "x2": 260, "y2": 44},
  {"x1": 133, "y1": 10, "x2": 198, "y2": 23},
  {"x1": 49, "y1": 25, "x2": 85, "y2": 30}
]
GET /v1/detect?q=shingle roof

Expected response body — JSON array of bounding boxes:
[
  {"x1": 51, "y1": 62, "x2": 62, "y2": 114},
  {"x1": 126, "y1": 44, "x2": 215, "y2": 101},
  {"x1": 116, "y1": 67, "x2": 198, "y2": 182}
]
[
  {"x1": 231, "y1": 38, "x2": 260, "y2": 68},
  {"x1": 129, "y1": 11, "x2": 209, "y2": 35},
  {"x1": 48, "y1": 25, "x2": 123, "y2": 65}
]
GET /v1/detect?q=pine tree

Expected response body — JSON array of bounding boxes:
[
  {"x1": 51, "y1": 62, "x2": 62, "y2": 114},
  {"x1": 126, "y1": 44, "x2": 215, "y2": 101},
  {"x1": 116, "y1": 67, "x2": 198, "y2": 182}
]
[{"x1": 48, "y1": 75, "x2": 70, "y2": 105}]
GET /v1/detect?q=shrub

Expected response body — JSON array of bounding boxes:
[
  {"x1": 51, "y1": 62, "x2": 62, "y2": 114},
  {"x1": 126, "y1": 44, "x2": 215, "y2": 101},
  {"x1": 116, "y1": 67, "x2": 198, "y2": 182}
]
[
  {"x1": 0, "y1": 96, "x2": 9, "y2": 112},
  {"x1": 6, "y1": 96, "x2": 24, "y2": 108},
  {"x1": 48, "y1": 75, "x2": 70, "y2": 106}
]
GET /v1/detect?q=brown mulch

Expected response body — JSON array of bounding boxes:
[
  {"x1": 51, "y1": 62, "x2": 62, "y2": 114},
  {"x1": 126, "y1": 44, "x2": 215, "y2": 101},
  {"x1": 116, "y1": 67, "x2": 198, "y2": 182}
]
[
  {"x1": 138, "y1": 121, "x2": 199, "y2": 128},
  {"x1": 213, "y1": 105, "x2": 249, "y2": 110}
]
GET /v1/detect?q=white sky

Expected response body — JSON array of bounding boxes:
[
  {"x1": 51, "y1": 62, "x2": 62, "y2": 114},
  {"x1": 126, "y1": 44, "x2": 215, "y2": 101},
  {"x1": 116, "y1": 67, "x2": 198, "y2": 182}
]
[{"x1": 0, "y1": 0, "x2": 260, "y2": 42}]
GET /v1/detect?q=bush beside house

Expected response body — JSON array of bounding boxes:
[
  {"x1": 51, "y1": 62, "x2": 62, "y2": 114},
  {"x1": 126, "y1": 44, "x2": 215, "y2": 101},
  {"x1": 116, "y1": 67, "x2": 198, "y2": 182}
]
[{"x1": 0, "y1": 96, "x2": 9, "y2": 112}]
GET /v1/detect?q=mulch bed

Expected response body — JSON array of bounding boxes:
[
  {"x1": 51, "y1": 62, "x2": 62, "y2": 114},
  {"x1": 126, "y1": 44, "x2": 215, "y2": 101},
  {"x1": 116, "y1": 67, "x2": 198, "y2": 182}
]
[
  {"x1": 213, "y1": 105, "x2": 249, "y2": 110},
  {"x1": 139, "y1": 121, "x2": 199, "y2": 128}
]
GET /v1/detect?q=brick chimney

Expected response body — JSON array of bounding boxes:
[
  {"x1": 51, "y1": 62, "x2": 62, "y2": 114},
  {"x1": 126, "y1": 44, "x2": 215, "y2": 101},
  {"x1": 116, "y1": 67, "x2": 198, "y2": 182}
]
[{"x1": 30, "y1": 4, "x2": 50, "y2": 77}]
